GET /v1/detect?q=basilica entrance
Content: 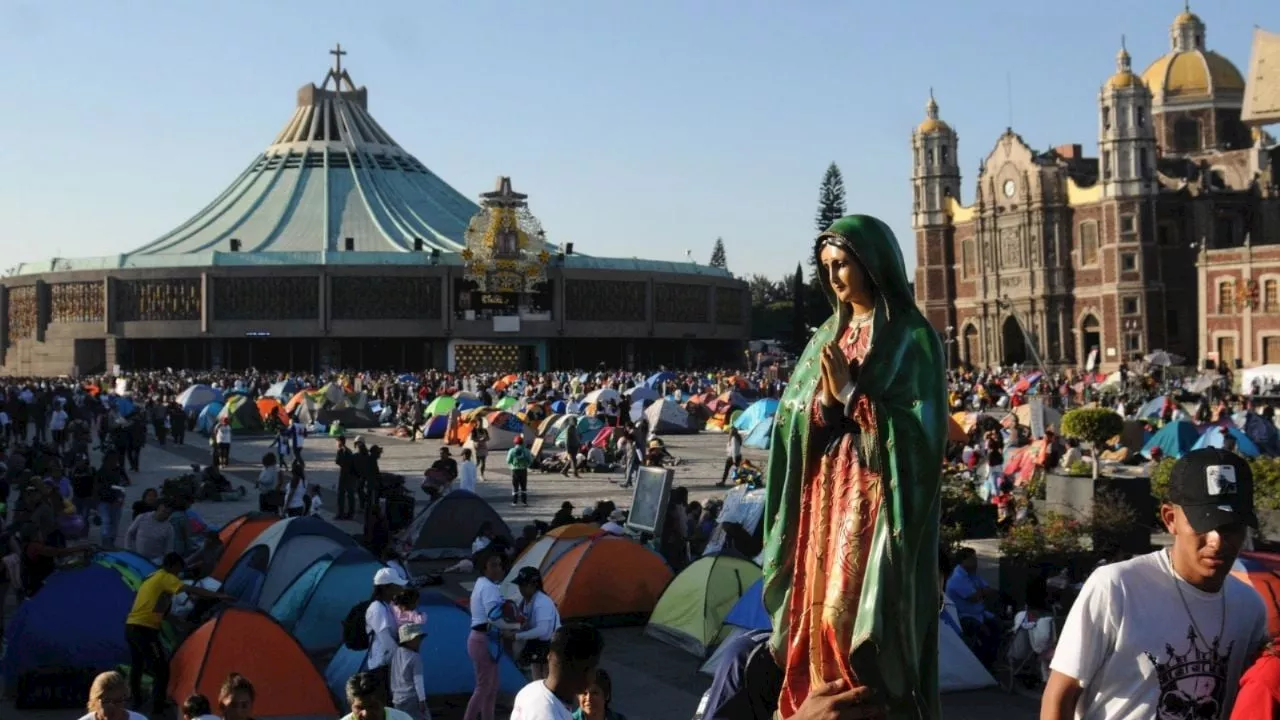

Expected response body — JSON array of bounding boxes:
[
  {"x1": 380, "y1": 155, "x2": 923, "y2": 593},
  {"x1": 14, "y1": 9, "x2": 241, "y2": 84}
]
[
  {"x1": 1001, "y1": 316, "x2": 1028, "y2": 366},
  {"x1": 1081, "y1": 314, "x2": 1101, "y2": 367}
]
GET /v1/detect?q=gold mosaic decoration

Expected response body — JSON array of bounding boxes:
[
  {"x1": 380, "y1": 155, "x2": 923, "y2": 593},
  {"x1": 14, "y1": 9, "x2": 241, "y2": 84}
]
[{"x1": 462, "y1": 176, "x2": 551, "y2": 293}]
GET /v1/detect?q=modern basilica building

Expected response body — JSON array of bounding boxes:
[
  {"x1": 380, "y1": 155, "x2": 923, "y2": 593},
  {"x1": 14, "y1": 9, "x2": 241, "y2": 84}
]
[{"x1": 0, "y1": 50, "x2": 748, "y2": 376}]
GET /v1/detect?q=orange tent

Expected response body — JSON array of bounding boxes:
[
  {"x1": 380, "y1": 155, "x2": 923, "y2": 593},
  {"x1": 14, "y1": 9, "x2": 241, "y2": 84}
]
[
  {"x1": 546, "y1": 522, "x2": 601, "y2": 540},
  {"x1": 543, "y1": 536, "x2": 673, "y2": 623},
  {"x1": 211, "y1": 513, "x2": 278, "y2": 580},
  {"x1": 169, "y1": 607, "x2": 338, "y2": 718},
  {"x1": 947, "y1": 416, "x2": 967, "y2": 443},
  {"x1": 255, "y1": 397, "x2": 290, "y2": 425}
]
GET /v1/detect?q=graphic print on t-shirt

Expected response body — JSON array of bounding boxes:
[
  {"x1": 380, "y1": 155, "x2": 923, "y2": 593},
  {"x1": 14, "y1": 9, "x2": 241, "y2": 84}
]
[{"x1": 1144, "y1": 627, "x2": 1232, "y2": 720}]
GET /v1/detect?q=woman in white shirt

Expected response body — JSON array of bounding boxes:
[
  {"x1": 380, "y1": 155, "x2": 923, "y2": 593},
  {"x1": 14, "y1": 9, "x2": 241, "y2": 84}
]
[
  {"x1": 458, "y1": 448, "x2": 479, "y2": 494},
  {"x1": 465, "y1": 552, "x2": 507, "y2": 720},
  {"x1": 509, "y1": 567, "x2": 561, "y2": 680},
  {"x1": 284, "y1": 460, "x2": 308, "y2": 518}
]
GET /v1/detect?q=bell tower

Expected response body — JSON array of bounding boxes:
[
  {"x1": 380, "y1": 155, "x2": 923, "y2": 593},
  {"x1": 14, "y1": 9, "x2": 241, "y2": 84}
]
[
  {"x1": 911, "y1": 91, "x2": 959, "y2": 335},
  {"x1": 911, "y1": 91, "x2": 961, "y2": 229},
  {"x1": 1099, "y1": 39, "x2": 1157, "y2": 198}
]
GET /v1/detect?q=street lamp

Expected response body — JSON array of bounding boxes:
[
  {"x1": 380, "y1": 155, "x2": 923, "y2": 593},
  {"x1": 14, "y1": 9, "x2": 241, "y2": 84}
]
[{"x1": 943, "y1": 325, "x2": 956, "y2": 372}]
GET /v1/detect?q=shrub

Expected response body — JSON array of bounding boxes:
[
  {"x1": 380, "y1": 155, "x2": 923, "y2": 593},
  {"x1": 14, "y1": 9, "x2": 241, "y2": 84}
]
[
  {"x1": 999, "y1": 511, "x2": 1088, "y2": 561},
  {"x1": 1061, "y1": 408, "x2": 1125, "y2": 479}
]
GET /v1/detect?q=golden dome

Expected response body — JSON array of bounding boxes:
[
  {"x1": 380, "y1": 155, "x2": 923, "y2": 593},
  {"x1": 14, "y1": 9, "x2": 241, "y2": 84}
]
[
  {"x1": 917, "y1": 92, "x2": 950, "y2": 134},
  {"x1": 1173, "y1": 10, "x2": 1201, "y2": 26},
  {"x1": 1141, "y1": 49, "x2": 1245, "y2": 100},
  {"x1": 1106, "y1": 71, "x2": 1141, "y2": 89}
]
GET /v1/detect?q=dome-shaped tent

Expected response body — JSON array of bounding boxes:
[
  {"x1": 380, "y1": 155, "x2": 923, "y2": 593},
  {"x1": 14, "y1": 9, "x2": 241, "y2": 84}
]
[
  {"x1": 269, "y1": 546, "x2": 383, "y2": 652},
  {"x1": 501, "y1": 524, "x2": 602, "y2": 600},
  {"x1": 1192, "y1": 423, "x2": 1262, "y2": 457},
  {"x1": 218, "y1": 394, "x2": 264, "y2": 432},
  {"x1": 177, "y1": 384, "x2": 223, "y2": 413},
  {"x1": 645, "y1": 398, "x2": 694, "y2": 434},
  {"x1": 645, "y1": 554, "x2": 761, "y2": 656},
  {"x1": 401, "y1": 489, "x2": 512, "y2": 560},
  {"x1": 210, "y1": 512, "x2": 279, "y2": 581},
  {"x1": 222, "y1": 516, "x2": 355, "y2": 609},
  {"x1": 543, "y1": 536, "x2": 673, "y2": 624},
  {"x1": 169, "y1": 607, "x2": 339, "y2": 719}
]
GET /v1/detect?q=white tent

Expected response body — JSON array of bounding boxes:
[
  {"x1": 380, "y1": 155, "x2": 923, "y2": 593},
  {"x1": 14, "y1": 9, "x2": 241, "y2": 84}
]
[
  {"x1": 1241, "y1": 364, "x2": 1280, "y2": 392},
  {"x1": 645, "y1": 398, "x2": 694, "y2": 434},
  {"x1": 939, "y1": 603, "x2": 997, "y2": 692},
  {"x1": 582, "y1": 388, "x2": 621, "y2": 405}
]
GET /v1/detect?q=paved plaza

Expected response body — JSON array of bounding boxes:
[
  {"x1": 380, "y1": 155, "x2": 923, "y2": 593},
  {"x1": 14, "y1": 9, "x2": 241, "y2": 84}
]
[{"x1": 2, "y1": 428, "x2": 1038, "y2": 720}]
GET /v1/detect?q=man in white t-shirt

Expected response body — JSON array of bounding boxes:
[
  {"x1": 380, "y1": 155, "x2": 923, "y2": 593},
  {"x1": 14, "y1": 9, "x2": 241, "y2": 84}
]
[
  {"x1": 510, "y1": 623, "x2": 605, "y2": 720},
  {"x1": 1041, "y1": 448, "x2": 1269, "y2": 720}
]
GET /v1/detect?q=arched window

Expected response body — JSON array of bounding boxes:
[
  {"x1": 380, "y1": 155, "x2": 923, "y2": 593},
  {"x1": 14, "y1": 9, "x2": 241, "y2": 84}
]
[
  {"x1": 1174, "y1": 117, "x2": 1200, "y2": 153},
  {"x1": 941, "y1": 146, "x2": 950, "y2": 165},
  {"x1": 1102, "y1": 106, "x2": 1111, "y2": 130}
]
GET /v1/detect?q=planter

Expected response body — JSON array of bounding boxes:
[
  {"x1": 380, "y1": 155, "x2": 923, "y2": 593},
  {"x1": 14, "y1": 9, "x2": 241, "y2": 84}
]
[
  {"x1": 998, "y1": 552, "x2": 1098, "y2": 608},
  {"x1": 1043, "y1": 472, "x2": 1156, "y2": 556},
  {"x1": 943, "y1": 503, "x2": 999, "y2": 540}
]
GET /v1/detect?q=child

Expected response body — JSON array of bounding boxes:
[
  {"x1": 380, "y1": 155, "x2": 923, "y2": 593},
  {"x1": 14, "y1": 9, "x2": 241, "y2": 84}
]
[
  {"x1": 393, "y1": 587, "x2": 424, "y2": 624},
  {"x1": 391, "y1": 623, "x2": 430, "y2": 720},
  {"x1": 306, "y1": 485, "x2": 323, "y2": 516},
  {"x1": 182, "y1": 693, "x2": 219, "y2": 720}
]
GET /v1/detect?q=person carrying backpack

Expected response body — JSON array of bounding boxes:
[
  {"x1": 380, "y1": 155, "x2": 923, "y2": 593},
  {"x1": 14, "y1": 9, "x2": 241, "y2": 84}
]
[{"x1": 342, "y1": 567, "x2": 406, "y2": 699}]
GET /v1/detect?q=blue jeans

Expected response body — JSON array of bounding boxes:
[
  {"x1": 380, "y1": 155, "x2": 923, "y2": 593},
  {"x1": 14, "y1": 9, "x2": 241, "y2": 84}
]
[
  {"x1": 98, "y1": 501, "x2": 123, "y2": 549},
  {"x1": 623, "y1": 452, "x2": 639, "y2": 486}
]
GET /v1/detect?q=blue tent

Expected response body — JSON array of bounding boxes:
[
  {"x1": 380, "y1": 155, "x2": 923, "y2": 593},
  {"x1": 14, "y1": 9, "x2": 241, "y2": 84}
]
[
  {"x1": 646, "y1": 371, "x2": 677, "y2": 389},
  {"x1": 423, "y1": 414, "x2": 449, "y2": 439},
  {"x1": 743, "y1": 418, "x2": 774, "y2": 450},
  {"x1": 265, "y1": 379, "x2": 301, "y2": 399},
  {"x1": 456, "y1": 396, "x2": 484, "y2": 412},
  {"x1": 625, "y1": 386, "x2": 660, "y2": 403},
  {"x1": 550, "y1": 400, "x2": 567, "y2": 414},
  {"x1": 1, "y1": 564, "x2": 140, "y2": 685},
  {"x1": 177, "y1": 384, "x2": 223, "y2": 412},
  {"x1": 733, "y1": 398, "x2": 779, "y2": 432},
  {"x1": 1193, "y1": 424, "x2": 1262, "y2": 457},
  {"x1": 223, "y1": 515, "x2": 357, "y2": 610},
  {"x1": 196, "y1": 401, "x2": 225, "y2": 434},
  {"x1": 1136, "y1": 396, "x2": 1168, "y2": 419},
  {"x1": 323, "y1": 591, "x2": 526, "y2": 704},
  {"x1": 723, "y1": 578, "x2": 770, "y2": 631},
  {"x1": 270, "y1": 546, "x2": 383, "y2": 652},
  {"x1": 94, "y1": 550, "x2": 158, "y2": 585},
  {"x1": 1141, "y1": 419, "x2": 1201, "y2": 459}
]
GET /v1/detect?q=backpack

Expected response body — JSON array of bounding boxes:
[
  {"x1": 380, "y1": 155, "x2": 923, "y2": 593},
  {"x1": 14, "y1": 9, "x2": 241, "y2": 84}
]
[{"x1": 342, "y1": 600, "x2": 374, "y2": 650}]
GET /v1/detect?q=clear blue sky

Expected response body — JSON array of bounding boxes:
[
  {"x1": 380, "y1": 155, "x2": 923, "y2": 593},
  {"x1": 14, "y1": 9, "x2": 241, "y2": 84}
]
[{"x1": 0, "y1": 1, "x2": 1272, "y2": 281}]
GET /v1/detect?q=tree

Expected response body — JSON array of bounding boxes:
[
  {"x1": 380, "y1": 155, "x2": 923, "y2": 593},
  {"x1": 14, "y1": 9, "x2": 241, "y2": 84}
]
[
  {"x1": 748, "y1": 274, "x2": 788, "y2": 307},
  {"x1": 790, "y1": 262, "x2": 807, "y2": 353},
  {"x1": 1060, "y1": 408, "x2": 1125, "y2": 480},
  {"x1": 709, "y1": 237, "x2": 728, "y2": 269},
  {"x1": 814, "y1": 162, "x2": 847, "y2": 234}
]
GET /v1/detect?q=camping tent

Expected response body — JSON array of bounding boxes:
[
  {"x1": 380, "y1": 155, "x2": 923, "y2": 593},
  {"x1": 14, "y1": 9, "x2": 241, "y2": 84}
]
[
  {"x1": 218, "y1": 394, "x2": 264, "y2": 433},
  {"x1": 269, "y1": 546, "x2": 384, "y2": 652},
  {"x1": 196, "y1": 401, "x2": 224, "y2": 434},
  {"x1": 1192, "y1": 424, "x2": 1262, "y2": 457},
  {"x1": 646, "y1": 555, "x2": 762, "y2": 656},
  {"x1": 169, "y1": 607, "x2": 339, "y2": 719},
  {"x1": 177, "y1": 384, "x2": 222, "y2": 413},
  {"x1": 401, "y1": 489, "x2": 512, "y2": 560},
  {"x1": 0, "y1": 562, "x2": 145, "y2": 687},
  {"x1": 265, "y1": 379, "x2": 301, "y2": 399},
  {"x1": 742, "y1": 418, "x2": 773, "y2": 450},
  {"x1": 1141, "y1": 420, "x2": 1201, "y2": 459},
  {"x1": 543, "y1": 536, "x2": 674, "y2": 624},
  {"x1": 645, "y1": 399, "x2": 695, "y2": 434},
  {"x1": 211, "y1": 513, "x2": 279, "y2": 580},
  {"x1": 222, "y1": 516, "x2": 356, "y2": 610},
  {"x1": 939, "y1": 605, "x2": 998, "y2": 691},
  {"x1": 646, "y1": 372, "x2": 676, "y2": 389},
  {"x1": 256, "y1": 397, "x2": 290, "y2": 426},
  {"x1": 422, "y1": 414, "x2": 449, "y2": 439},
  {"x1": 733, "y1": 399, "x2": 778, "y2": 432},
  {"x1": 723, "y1": 577, "x2": 769, "y2": 632},
  {"x1": 425, "y1": 395, "x2": 456, "y2": 416},
  {"x1": 324, "y1": 591, "x2": 526, "y2": 704},
  {"x1": 501, "y1": 524, "x2": 602, "y2": 600}
]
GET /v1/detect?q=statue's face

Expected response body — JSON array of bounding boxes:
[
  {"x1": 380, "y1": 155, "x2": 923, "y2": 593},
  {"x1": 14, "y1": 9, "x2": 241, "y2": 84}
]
[{"x1": 820, "y1": 244, "x2": 869, "y2": 306}]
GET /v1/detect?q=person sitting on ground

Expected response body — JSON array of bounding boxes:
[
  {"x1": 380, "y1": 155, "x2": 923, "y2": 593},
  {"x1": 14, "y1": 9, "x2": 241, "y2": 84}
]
[
  {"x1": 600, "y1": 510, "x2": 627, "y2": 536},
  {"x1": 183, "y1": 530, "x2": 223, "y2": 580},
  {"x1": 510, "y1": 623, "x2": 605, "y2": 720},
  {"x1": 945, "y1": 546, "x2": 1001, "y2": 668},
  {"x1": 550, "y1": 502, "x2": 576, "y2": 528},
  {"x1": 572, "y1": 668, "x2": 627, "y2": 720}
]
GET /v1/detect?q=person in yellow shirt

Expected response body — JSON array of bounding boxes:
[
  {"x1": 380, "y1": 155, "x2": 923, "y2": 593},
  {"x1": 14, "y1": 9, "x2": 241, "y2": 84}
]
[{"x1": 125, "y1": 552, "x2": 233, "y2": 715}]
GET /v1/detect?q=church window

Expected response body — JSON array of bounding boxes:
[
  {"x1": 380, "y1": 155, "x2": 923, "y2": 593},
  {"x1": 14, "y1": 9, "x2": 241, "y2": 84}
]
[
  {"x1": 1119, "y1": 213, "x2": 1138, "y2": 244},
  {"x1": 1102, "y1": 106, "x2": 1111, "y2": 130},
  {"x1": 1102, "y1": 151, "x2": 1112, "y2": 181},
  {"x1": 1265, "y1": 337, "x2": 1280, "y2": 364},
  {"x1": 1122, "y1": 297, "x2": 1139, "y2": 315},
  {"x1": 1139, "y1": 149, "x2": 1150, "y2": 178},
  {"x1": 1219, "y1": 281, "x2": 1235, "y2": 314},
  {"x1": 928, "y1": 149, "x2": 935, "y2": 166},
  {"x1": 1079, "y1": 221, "x2": 1099, "y2": 266},
  {"x1": 1120, "y1": 252, "x2": 1137, "y2": 272},
  {"x1": 1266, "y1": 280, "x2": 1279, "y2": 313},
  {"x1": 1136, "y1": 107, "x2": 1145, "y2": 128},
  {"x1": 943, "y1": 186, "x2": 952, "y2": 198},
  {"x1": 913, "y1": 185, "x2": 920, "y2": 209},
  {"x1": 1173, "y1": 118, "x2": 1200, "y2": 153},
  {"x1": 941, "y1": 146, "x2": 949, "y2": 165}
]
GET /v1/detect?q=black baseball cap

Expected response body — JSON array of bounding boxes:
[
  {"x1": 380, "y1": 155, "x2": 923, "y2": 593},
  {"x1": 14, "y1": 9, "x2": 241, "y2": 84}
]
[{"x1": 1167, "y1": 447, "x2": 1258, "y2": 533}]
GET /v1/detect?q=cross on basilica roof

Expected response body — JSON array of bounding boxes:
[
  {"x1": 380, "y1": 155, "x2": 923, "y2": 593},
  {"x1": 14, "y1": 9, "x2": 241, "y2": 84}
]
[{"x1": 331, "y1": 43, "x2": 347, "y2": 77}]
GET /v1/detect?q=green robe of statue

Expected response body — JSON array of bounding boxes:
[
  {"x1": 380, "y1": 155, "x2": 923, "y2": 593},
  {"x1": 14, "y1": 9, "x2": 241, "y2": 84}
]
[{"x1": 761, "y1": 215, "x2": 948, "y2": 719}]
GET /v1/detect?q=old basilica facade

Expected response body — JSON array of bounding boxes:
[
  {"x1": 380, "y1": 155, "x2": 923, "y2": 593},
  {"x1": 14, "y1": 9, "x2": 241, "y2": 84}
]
[{"x1": 913, "y1": 8, "x2": 1280, "y2": 371}]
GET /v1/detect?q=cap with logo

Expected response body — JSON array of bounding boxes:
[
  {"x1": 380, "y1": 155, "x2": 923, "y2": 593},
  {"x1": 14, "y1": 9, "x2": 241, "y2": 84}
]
[{"x1": 1166, "y1": 447, "x2": 1258, "y2": 533}]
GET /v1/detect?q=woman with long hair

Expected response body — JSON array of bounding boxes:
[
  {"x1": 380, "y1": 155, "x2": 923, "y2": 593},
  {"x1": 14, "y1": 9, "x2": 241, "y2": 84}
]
[
  {"x1": 78, "y1": 671, "x2": 147, "y2": 720},
  {"x1": 761, "y1": 215, "x2": 947, "y2": 718},
  {"x1": 218, "y1": 672, "x2": 257, "y2": 720}
]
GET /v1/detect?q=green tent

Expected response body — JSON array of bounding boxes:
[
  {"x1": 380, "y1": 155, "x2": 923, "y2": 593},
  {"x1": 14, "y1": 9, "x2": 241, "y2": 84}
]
[
  {"x1": 644, "y1": 554, "x2": 761, "y2": 657},
  {"x1": 426, "y1": 395, "x2": 456, "y2": 417},
  {"x1": 496, "y1": 396, "x2": 518, "y2": 411},
  {"x1": 218, "y1": 395, "x2": 264, "y2": 433}
]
